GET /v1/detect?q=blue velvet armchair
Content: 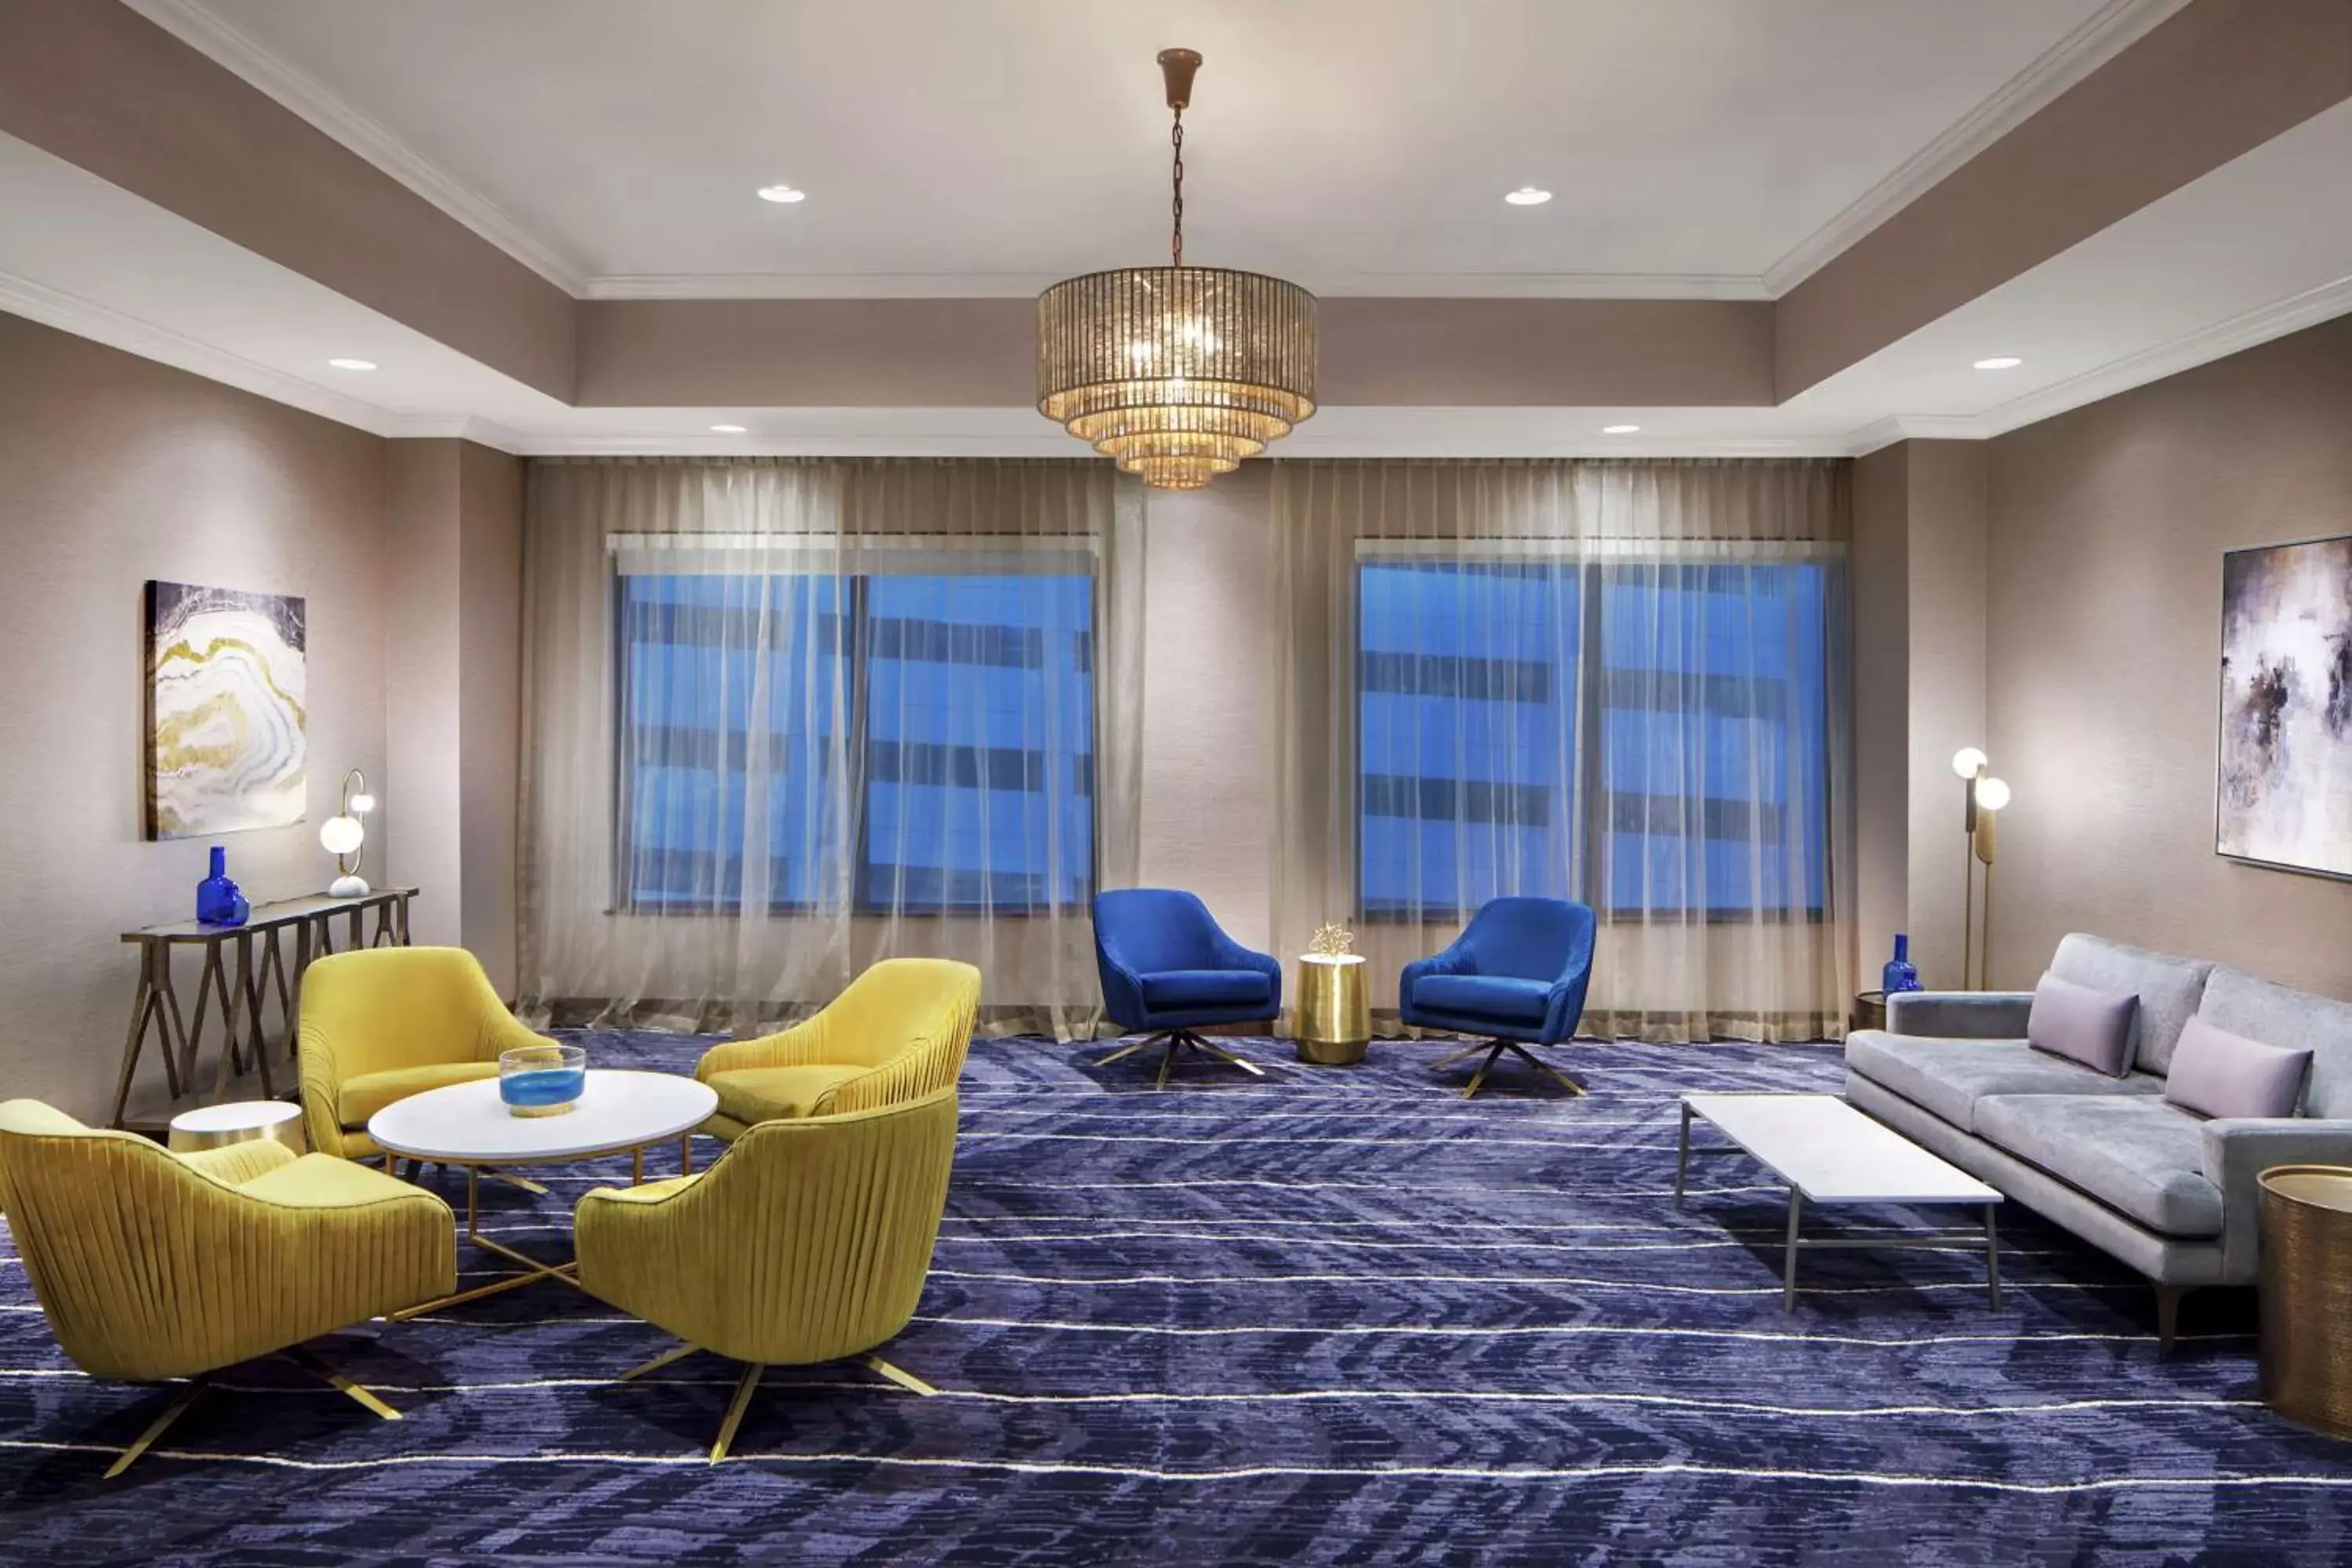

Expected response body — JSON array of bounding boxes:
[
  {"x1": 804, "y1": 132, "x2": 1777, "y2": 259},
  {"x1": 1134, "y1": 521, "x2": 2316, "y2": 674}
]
[
  {"x1": 1092, "y1": 889, "x2": 1279, "y2": 1088},
  {"x1": 1400, "y1": 896, "x2": 1595, "y2": 1098}
]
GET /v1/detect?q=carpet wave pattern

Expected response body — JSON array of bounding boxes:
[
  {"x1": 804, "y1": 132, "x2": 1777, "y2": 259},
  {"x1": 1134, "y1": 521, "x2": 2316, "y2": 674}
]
[{"x1": 2, "y1": 1034, "x2": 2348, "y2": 1563}]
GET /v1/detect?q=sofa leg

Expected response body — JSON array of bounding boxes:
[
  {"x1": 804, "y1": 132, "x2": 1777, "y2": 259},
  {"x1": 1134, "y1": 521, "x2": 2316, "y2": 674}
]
[{"x1": 2155, "y1": 1285, "x2": 2185, "y2": 1352}]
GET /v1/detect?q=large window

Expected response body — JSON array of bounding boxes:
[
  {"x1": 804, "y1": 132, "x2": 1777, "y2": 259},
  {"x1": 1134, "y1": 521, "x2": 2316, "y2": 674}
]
[
  {"x1": 1358, "y1": 555, "x2": 1831, "y2": 922},
  {"x1": 617, "y1": 566, "x2": 1095, "y2": 915}
]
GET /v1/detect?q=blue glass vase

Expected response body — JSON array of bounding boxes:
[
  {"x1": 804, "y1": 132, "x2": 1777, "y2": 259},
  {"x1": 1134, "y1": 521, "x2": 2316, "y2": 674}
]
[
  {"x1": 1882, "y1": 933, "x2": 1921, "y2": 996},
  {"x1": 196, "y1": 845, "x2": 250, "y2": 927}
]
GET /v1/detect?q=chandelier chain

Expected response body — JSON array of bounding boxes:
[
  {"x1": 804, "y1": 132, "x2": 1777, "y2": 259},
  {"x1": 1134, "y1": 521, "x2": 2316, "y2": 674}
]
[{"x1": 1170, "y1": 107, "x2": 1185, "y2": 268}]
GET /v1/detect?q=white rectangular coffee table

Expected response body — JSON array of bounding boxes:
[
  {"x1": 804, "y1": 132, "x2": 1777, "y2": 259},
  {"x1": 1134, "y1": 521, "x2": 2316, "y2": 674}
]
[{"x1": 1676, "y1": 1093, "x2": 2004, "y2": 1311}]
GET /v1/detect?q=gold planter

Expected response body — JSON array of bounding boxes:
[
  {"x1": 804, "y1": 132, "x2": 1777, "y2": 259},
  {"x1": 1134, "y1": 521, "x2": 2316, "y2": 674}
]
[
  {"x1": 1296, "y1": 954, "x2": 1370, "y2": 1065},
  {"x1": 2259, "y1": 1165, "x2": 2352, "y2": 1440}
]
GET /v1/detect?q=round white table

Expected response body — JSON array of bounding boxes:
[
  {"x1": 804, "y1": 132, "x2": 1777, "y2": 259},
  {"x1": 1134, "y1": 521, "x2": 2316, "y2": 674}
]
[{"x1": 368, "y1": 1069, "x2": 717, "y2": 1318}]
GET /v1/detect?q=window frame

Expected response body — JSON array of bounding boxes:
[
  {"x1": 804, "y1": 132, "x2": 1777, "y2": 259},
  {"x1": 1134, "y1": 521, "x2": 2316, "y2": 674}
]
[
  {"x1": 608, "y1": 535, "x2": 1103, "y2": 919},
  {"x1": 1352, "y1": 540, "x2": 1838, "y2": 927}
]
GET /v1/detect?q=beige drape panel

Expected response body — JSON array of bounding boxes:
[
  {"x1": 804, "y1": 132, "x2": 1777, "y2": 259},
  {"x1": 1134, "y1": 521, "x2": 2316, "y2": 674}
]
[
  {"x1": 517, "y1": 458, "x2": 1145, "y2": 1038},
  {"x1": 1272, "y1": 459, "x2": 1854, "y2": 1042}
]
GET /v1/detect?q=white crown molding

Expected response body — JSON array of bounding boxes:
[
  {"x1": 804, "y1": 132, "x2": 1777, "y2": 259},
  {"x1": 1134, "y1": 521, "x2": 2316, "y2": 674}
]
[
  {"x1": 1838, "y1": 415, "x2": 1987, "y2": 456},
  {"x1": 379, "y1": 413, "x2": 528, "y2": 452},
  {"x1": 0, "y1": 267, "x2": 400, "y2": 435},
  {"x1": 584, "y1": 271, "x2": 1773, "y2": 302},
  {"x1": 122, "y1": 0, "x2": 592, "y2": 296},
  {"x1": 1971, "y1": 273, "x2": 2352, "y2": 437},
  {"x1": 0, "y1": 269, "x2": 542, "y2": 448},
  {"x1": 1760, "y1": 0, "x2": 2196, "y2": 297},
  {"x1": 510, "y1": 431, "x2": 1082, "y2": 458}
]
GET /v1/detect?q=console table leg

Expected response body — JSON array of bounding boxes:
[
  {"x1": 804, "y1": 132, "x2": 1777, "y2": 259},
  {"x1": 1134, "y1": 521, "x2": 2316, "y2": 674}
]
[
  {"x1": 289, "y1": 919, "x2": 315, "y2": 1057},
  {"x1": 1782, "y1": 1189, "x2": 1804, "y2": 1312},
  {"x1": 162, "y1": 951, "x2": 194, "y2": 1094},
  {"x1": 239, "y1": 932, "x2": 276, "y2": 1099},
  {"x1": 257, "y1": 926, "x2": 293, "y2": 1065},
  {"x1": 189, "y1": 945, "x2": 232, "y2": 1099},
  {"x1": 109, "y1": 940, "x2": 183, "y2": 1127}
]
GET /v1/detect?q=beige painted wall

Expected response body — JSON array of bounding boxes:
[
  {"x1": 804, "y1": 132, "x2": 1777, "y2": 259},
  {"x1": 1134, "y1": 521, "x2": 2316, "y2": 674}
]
[
  {"x1": 1134, "y1": 469, "x2": 1279, "y2": 955},
  {"x1": 0, "y1": 314, "x2": 390, "y2": 1119},
  {"x1": 1849, "y1": 445, "x2": 1911, "y2": 992},
  {"x1": 385, "y1": 439, "x2": 523, "y2": 993},
  {"x1": 458, "y1": 444, "x2": 523, "y2": 995},
  {"x1": 1904, "y1": 442, "x2": 1990, "y2": 991},
  {"x1": 1984, "y1": 314, "x2": 2352, "y2": 1000},
  {"x1": 385, "y1": 443, "x2": 463, "y2": 947},
  {"x1": 1848, "y1": 440, "x2": 1989, "y2": 993}
]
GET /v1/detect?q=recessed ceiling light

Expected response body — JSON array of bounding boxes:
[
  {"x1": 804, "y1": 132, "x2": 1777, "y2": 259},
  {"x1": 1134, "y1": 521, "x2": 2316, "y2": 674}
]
[
  {"x1": 1973, "y1": 355, "x2": 2024, "y2": 370},
  {"x1": 1504, "y1": 187, "x2": 1552, "y2": 206},
  {"x1": 710, "y1": 423, "x2": 748, "y2": 434},
  {"x1": 326, "y1": 358, "x2": 376, "y2": 371},
  {"x1": 1602, "y1": 423, "x2": 1640, "y2": 434},
  {"x1": 756, "y1": 184, "x2": 806, "y2": 204}
]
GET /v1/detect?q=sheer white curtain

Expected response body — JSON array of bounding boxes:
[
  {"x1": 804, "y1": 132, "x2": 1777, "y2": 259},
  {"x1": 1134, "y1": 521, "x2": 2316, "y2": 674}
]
[
  {"x1": 1272, "y1": 459, "x2": 1853, "y2": 1042},
  {"x1": 517, "y1": 458, "x2": 1144, "y2": 1037}
]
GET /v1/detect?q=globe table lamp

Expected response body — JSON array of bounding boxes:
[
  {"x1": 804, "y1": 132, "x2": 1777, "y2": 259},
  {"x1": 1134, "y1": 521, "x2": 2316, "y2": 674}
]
[{"x1": 321, "y1": 767, "x2": 376, "y2": 896}]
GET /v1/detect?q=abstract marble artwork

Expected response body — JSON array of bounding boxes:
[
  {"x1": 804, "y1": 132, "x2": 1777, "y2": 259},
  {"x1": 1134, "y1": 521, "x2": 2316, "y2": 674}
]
[
  {"x1": 145, "y1": 579, "x2": 307, "y2": 839},
  {"x1": 2217, "y1": 534, "x2": 2352, "y2": 878}
]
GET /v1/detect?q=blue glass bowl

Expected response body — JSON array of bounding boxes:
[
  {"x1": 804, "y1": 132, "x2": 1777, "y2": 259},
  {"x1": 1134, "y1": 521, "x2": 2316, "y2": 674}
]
[{"x1": 499, "y1": 1044, "x2": 586, "y2": 1118}]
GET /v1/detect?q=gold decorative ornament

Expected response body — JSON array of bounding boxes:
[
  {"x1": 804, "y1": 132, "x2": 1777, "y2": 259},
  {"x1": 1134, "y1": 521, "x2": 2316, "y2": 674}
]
[
  {"x1": 1308, "y1": 922, "x2": 1356, "y2": 957},
  {"x1": 1036, "y1": 48, "x2": 1317, "y2": 491}
]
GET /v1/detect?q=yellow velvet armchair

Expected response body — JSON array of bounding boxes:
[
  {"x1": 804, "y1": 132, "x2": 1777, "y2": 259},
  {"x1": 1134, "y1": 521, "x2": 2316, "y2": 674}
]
[
  {"x1": 298, "y1": 946, "x2": 555, "y2": 1161},
  {"x1": 692, "y1": 957, "x2": 979, "y2": 1138},
  {"x1": 0, "y1": 1099, "x2": 455, "y2": 1475},
  {"x1": 575, "y1": 1083, "x2": 959, "y2": 1461}
]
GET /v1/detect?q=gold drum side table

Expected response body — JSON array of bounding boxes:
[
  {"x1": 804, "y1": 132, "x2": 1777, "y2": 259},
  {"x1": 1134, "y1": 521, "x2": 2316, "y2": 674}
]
[
  {"x1": 166, "y1": 1098, "x2": 307, "y2": 1155},
  {"x1": 2259, "y1": 1164, "x2": 2352, "y2": 1440},
  {"x1": 1297, "y1": 953, "x2": 1371, "y2": 1065}
]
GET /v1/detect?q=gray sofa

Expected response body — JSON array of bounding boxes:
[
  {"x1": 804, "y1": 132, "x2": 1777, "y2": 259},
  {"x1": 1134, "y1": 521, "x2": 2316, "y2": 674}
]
[{"x1": 1845, "y1": 933, "x2": 2352, "y2": 1347}]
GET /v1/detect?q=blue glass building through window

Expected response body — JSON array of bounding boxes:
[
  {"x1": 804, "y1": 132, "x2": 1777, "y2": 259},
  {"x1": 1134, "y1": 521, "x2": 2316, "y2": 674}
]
[
  {"x1": 1358, "y1": 557, "x2": 1829, "y2": 921},
  {"x1": 618, "y1": 568, "x2": 1095, "y2": 914}
]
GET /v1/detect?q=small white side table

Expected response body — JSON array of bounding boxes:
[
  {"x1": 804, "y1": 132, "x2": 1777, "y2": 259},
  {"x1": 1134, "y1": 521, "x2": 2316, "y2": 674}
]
[{"x1": 167, "y1": 1098, "x2": 306, "y2": 1154}]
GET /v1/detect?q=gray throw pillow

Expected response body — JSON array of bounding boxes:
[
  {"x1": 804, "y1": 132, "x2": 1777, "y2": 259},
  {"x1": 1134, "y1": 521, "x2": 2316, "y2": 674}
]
[
  {"x1": 2163, "y1": 1014, "x2": 2312, "y2": 1120},
  {"x1": 2027, "y1": 971, "x2": 2139, "y2": 1076}
]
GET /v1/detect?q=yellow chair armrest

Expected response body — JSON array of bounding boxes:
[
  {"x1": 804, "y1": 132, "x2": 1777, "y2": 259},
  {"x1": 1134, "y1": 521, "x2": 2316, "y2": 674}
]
[
  {"x1": 580, "y1": 1174, "x2": 700, "y2": 1208},
  {"x1": 695, "y1": 1015, "x2": 829, "y2": 1081},
  {"x1": 482, "y1": 1004, "x2": 560, "y2": 1062},
  {"x1": 175, "y1": 1140, "x2": 299, "y2": 1186},
  {"x1": 818, "y1": 1043, "x2": 953, "y2": 1116}
]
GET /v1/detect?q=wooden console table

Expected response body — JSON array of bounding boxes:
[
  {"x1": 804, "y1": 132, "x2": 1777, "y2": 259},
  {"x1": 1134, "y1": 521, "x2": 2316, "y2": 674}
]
[{"x1": 111, "y1": 887, "x2": 419, "y2": 1132}]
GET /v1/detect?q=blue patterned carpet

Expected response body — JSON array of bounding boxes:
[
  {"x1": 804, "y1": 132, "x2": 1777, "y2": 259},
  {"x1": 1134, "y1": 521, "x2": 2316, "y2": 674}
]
[{"x1": 4, "y1": 1033, "x2": 2350, "y2": 1565}]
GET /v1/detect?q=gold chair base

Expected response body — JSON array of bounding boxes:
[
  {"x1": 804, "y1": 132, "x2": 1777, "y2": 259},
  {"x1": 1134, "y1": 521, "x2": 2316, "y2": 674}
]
[
  {"x1": 103, "y1": 1345, "x2": 402, "y2": 1479},
  {"x1": 1436, "y1": 1039, "x2": 1586, "y2": 1100},
  {"x1": 614, "y1": 1340, "x2": 942, "y2": 1463},
  {"x1": 1099, "y1": 1029, "x2": 1268, "y2": 1090}
]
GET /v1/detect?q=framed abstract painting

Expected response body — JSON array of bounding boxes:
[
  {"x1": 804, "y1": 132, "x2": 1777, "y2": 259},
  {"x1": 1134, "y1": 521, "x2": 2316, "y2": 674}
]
[
  {"x1": 2216, "y1": 534, "x2": 2352, "y2": 880},
  {"x1": 145, "y1": 580, "x2": 308, "y2": 840}
]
